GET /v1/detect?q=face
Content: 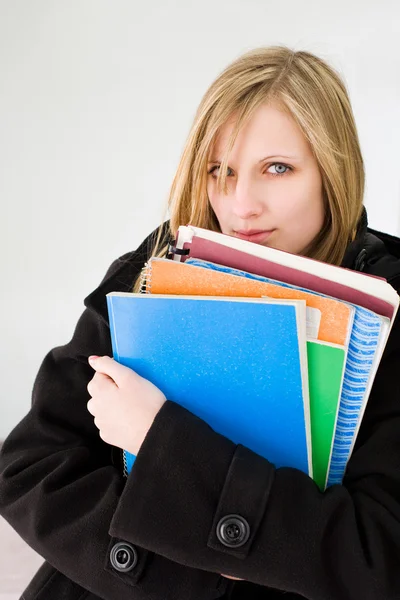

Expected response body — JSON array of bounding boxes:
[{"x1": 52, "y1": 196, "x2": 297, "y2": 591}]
[{"x1": 206, "y1": 101, "x2": 325, "y2": 255}]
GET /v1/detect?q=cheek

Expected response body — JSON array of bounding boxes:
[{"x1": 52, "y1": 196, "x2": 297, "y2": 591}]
[
  {"x1": 284, "y1": 193, "x2": 323, "y2": 224},
  {"x1": 271, "y1": 179, "x2": 324, "y2": 248},
  {"x1": 282, "y1": 175, "x2": 324, "y2": 221},
  {"x1": 287, "y1": 204, "x2": 323, "y2": 240}
]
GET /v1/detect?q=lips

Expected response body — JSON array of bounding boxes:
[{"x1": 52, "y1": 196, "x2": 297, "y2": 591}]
[
  {"x1": 233, "y1": 229, "x2": 275, "y2": 243},
  {"x1": 235, "y1": 229, "x2": 268, "y2": 235}
]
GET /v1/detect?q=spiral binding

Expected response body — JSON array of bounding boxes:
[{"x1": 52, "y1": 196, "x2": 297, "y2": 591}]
[
  {"x1": 138, "y1": 261, "x2": 151, "y2": 294},
  {"x1": 122, "y1": 450, "x2": 129, "y2": 478}
]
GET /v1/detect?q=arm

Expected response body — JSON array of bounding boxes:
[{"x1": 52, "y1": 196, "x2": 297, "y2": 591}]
[
  {"x1": 0, "y1": 240, "x2": 228, "y2": 600},
  {"x1": 109, "y1": 313, "x2": 400, "y2": 600}
]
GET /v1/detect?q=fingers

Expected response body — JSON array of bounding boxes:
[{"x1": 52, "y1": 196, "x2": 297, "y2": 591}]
[
  {"x1": 87, "y1": 372, "x2": 116, "y2": 397},
  {"x1": 86, "y1": 370, "x2": 118, "y2": 423}
]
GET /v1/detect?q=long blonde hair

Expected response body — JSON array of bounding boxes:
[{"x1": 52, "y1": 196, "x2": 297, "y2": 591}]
[{"x1": 131, "y1": 45, "x2": 365, "y2": 293}]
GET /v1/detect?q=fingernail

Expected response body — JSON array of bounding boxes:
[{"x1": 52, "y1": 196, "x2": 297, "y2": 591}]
[{"x1": 88, "y1": 355, "x2": 99, "y2": 362}]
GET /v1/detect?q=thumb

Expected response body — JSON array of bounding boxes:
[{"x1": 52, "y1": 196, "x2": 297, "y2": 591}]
[{"x1": 88, "y1": 355, "x2": 130, "y2": 387}]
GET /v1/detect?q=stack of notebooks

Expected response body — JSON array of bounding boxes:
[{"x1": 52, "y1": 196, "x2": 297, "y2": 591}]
[{"x1": 106, "y1": 225, "x2": 400, "y2": 490}]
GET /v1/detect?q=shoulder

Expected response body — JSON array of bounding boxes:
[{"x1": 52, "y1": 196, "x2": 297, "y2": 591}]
[
  {"x1": 101, "y1": 220, "x2": 172, "y2": 285},
  {"x1": 350, "y1": 227, "x2": 400, "y2": 360},
  {"x1": 84, "y1": 220, "x2": 171, "y2": 322},
  {"x1": 363, "y1": 228, "x2": 400, "y2": 294}
]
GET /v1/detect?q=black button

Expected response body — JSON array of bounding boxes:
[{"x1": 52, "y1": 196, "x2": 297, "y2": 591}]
[
  {"x1": 110, "y1": 541, "x2": 138, "y2": 572},
  {"x1": 216, "y1": 514, "x2": 250, "y2": 548}
]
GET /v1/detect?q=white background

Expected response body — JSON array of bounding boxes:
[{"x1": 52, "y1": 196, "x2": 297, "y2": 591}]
[{"x1": 1, "y1": 0, "x2": 400, "y2": 439}]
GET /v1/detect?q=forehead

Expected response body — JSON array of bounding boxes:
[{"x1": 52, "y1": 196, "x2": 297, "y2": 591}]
[{"x1": 211, "y1": 101, "x2": 310, "y2": 159}]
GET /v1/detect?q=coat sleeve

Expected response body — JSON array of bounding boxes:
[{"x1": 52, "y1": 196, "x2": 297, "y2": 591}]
[
  {"x1": 109, "y1": 305, "x2": 400, "y2": 600},
  {"x1": 0, "y1": 233, "x2": 229, "y2": 600}
]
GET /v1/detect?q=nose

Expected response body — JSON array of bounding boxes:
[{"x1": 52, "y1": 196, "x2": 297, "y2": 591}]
[{"x1": 231, "y1": 177, "x2": 263, "y2": 220}]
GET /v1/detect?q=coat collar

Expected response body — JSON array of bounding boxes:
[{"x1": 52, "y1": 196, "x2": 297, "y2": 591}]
[{"x1": 343, "y1": 207, "x2": 400, "y2": 286}]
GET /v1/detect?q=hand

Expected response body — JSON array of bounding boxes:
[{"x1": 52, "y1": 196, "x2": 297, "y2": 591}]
[{"x1": 86, "y1": 355, "x2": 166, "y2": 455}]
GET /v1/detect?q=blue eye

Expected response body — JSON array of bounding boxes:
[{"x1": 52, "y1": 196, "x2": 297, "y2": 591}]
[{"x1": 267, "y1": 163, "x2": 291, "y2": 176}]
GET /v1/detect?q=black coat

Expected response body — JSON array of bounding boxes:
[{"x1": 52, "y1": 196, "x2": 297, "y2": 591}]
[{"x1": 1, "y1": 208, "x2": 400, "y2": 600}]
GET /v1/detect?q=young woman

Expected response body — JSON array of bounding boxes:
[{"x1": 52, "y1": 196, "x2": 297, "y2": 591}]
[{"x1": 1, "y1": 46, "x2": 400, "y2": 600}]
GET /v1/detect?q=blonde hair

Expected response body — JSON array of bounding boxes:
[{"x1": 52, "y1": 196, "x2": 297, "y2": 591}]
[{"x1": 131, "y1": 45, "x2": 365, "y2": 293}]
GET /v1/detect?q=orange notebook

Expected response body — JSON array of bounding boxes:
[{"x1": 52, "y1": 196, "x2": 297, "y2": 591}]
[{"x1": 142, "y1": 257, "x2": 354, "y2": 346}]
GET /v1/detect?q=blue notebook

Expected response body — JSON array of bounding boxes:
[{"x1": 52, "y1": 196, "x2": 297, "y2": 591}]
[{"x1": 106, "y1": 293, "x2": 312, "y2": 478}]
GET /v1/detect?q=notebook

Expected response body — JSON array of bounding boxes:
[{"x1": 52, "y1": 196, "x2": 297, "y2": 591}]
[
  {"x1": 142, "y1": 256, "x2": 351, "y2": 489},
  {"x1": 106, "y1": 293, "x2": 312, "y2": 479}
]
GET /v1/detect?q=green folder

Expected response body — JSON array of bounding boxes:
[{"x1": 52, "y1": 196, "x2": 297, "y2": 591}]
[{"x1": 307, "y1": 341, "x2": 346, "y2": 490}]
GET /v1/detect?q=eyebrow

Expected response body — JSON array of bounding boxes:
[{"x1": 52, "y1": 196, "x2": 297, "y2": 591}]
[{"x1": 207, "y1": 155, "x2": 299, "y2": 164}]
